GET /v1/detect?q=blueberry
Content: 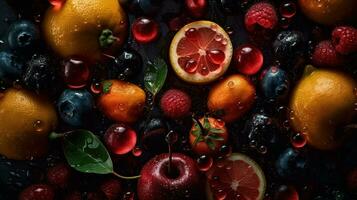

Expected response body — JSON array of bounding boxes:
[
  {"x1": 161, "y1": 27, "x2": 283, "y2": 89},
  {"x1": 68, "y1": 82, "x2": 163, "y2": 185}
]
[
  {"x1": 261, "y1": 66, "x2": 290, "y2": 100},
  {"x1": 276, "y1": 148, "x2": 309, "y2": 180},
  {"x1": 216, "y1": 0, "x2": 240, "y2": 14},
  {"x1": 0, "y1": 51, "x2": 24, "y2": 79},
  {"x1": 273, "y1": 31, "x2": 305, "y2": 63},
  {"x1": 22, "y1": 53, "x2": 57, "y2": 92},
  {"x1": 108, "y1": 48, "x2": 142, "y2": 79},
  {"x1": 7, "y1": 20, "x2": 39, "y2": 52},
  {"x1": 57, "y1": 89, "x2": 94, "y2": 127},
  {"x1": 140, "y1": 117, "x2": 169, "y2": 153}
]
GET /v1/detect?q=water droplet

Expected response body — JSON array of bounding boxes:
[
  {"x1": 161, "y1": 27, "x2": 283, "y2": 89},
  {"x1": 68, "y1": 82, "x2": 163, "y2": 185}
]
[
  {"x1": 33, "y1": 120, "x2": 44, "y2": 132},
  {"x1": 227, "y1": 81, "x2": 235, "y2": 88},
  {"x1": 258, "y1": 145, "x2": 267, "y2": 154},
  {"x1": 185, "y1": 28, "x2": 198, "y2": 40},
  {"x1": 249, "y1": 140, "x2": 257, "y2": 148},
  {"x1": 214, "y1": 34, "x2": 223, "y2": 41},
  {"x1": 90, "y1": 82, "x2": 101, "y2": 94},
  {"x1": 132, "y1": 146, "x2": 142, "y2": 157},
  {"x1": 291, "y1": 132, "x2": 307, "y2": 148},
  {"x1": 280, "y1": 1, "x2": 297, "y2": 18},
  {"x1": 123, "y1": 191, "x2": 135, "y2": 200},
  {"x1": 196, "y1": 155, "x2": 213, "y2": 171},
  {"x1": 185, "y1": 59, "x2": 198, "y2": 73},
  {"x1": 214, "y1": 189, "x2": 227, "y2": 200},
  {"x1": 219, "y1": 145, "x2": 231, "y2": 157},
  {"x1": 216, "y1": 156, "x2": 225, "y2": 168},
  {"x1": 207, "y1": 49, "x2": 225, "y2": 65},
  {"x1": 132, "y1": 17, "x2": 159, "y2": 44}
]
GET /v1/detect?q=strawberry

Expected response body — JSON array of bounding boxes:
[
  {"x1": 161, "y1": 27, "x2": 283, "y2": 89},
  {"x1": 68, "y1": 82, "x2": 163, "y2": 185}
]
[
  {"x1": 100, "y1": 179, "x2": 122, "y2": 200},
  {"x1": 160, "y1": 89, "x2": 191, "y2": 119},
  {"x1": 332, "y1": 26, "x2": 357, "y2": 55},
  {"x1": 19, "y1": 184, "x2": 55, "y2": 200},
  {"x1": 312, "y1": 40, "x2": 344, "y2": 67},
  {"x1": 46, "y1": 163, "x2": 71, "y2": 188},
  {"x1": 245, "y1": 2, "x2": 278, "y2": 33}
]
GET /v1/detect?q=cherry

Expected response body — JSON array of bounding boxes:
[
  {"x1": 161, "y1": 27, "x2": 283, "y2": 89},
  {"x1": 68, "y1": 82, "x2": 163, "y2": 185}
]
[
  {"x1": 132, "y1": 17, "x2": 159, "y2": 44},
  {"x1": 185, "y1": 0, "x2": 207, "y2": 18},
  {"x1": 280, "y1": 2, "x2": 296, "y2": 18},
  {"x1": 196, "y1": 155, "x2": 213, "y2": 171},
  {"x1": 233, "y1": 44, "x2": 263, "y2": 75},
  {"x1": 104, "y1": 124, "x2": 137, "y2": 155},
  {"x1": 61, "y1": 58, "x2": 90, "y2": 89},
  {"x1": 274, "y1": 185, "x2": 299, "y2": 200},
  {"x1": 291, "y1": 132, "x2": 307, "y2": 148}
]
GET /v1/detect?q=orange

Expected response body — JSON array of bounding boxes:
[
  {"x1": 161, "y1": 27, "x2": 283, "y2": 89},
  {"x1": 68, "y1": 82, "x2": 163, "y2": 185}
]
[
  {"x1": 207, "y1": 74, "x2": 256, "y2": 122},
  {"x1": 0, "y1": 88, "x2": 58, "y2": 160},
  {"x1": 98, "y1": 80, "x2": 146, "y2": 123},
  {"x1": 169, "y1": 21, "x2": 233, "y2": 84},
  {"x1": 298, "y1": 0, "x2": 357, "y2": 25},
  {"x1": 290, "y1": 68, "x2": 357, "y2": 150},
  {"x1": 43, "y1": 0, "x2": 127, "y2": 61}
]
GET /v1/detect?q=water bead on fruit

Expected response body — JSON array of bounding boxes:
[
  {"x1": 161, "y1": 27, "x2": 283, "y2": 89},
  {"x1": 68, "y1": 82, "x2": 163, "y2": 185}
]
[
  {"x1": 104, "y1": 124, "x2": 137, "y2": 155},
  {"x1": 62, "y1": 58, "x2": 90, "y2": 89},
  {"x1": 291, "y1": 132, "x2": 307, "y2": 148},
  {"x1": 233, "y1": 44, "x2": 263, "y2": 75},
  {"x1": 132, "y1": 146, "x2": 142, "y2": 157},
  {"x1": 280, "y1": 2, "x2": 296, "y2": 18},
  {"x1": 132, "y1": 17, "x2": 159, "y2": 44},
  {"x1": 90, "y1": 82, "x2": 102, "y2": 94},
  {"x1": 196, "y1": 155, "x2": 213, "y2": 171}
]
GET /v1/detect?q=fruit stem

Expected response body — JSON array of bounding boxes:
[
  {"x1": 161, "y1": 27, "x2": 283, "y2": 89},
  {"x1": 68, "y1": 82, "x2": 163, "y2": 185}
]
[
  {"x1": 166, "y1": 130, "x2": 175, "y2": 176},
  {"x1": 99, "y1": 29, "x2": 119, "y2": 48},
  {"x1": 194, "y1": 116, "x2": 208, "y2": 136},
  {"x1": 49, "y1": 132, "x2": 65, "y2": 140},
  {"x1": 112, "y1": 171, "x2": 141, "y2": 180}
]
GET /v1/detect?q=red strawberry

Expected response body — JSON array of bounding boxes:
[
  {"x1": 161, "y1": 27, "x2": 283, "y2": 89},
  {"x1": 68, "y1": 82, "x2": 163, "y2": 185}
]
[
  {"x1": 19, "y1": 184, "x2": 55, "y2": 200},
  {"x1": 100, "y1": 179, "x2": 122, "y2": 200},
  {"x1": 160, "y1": 89, "x2": 192, "y2": 119},
  {"x1": 46, "y1": 163, "x2": 71, "y2": 188},
  {"x1": 332, "y1": 26, "x2": 357, "y2": 55},
  {"x1": 245, "y1": 2, "x2": 278, "y2": 33},
  {"x1": 312, "y1": 40, "x2": 345, "y2": 67}
]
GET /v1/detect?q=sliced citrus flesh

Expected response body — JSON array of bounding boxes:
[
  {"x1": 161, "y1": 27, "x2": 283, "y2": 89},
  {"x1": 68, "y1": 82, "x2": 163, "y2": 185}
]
[
  {"x1": 206, "y1": 153, "x2": 266, "y2": 200},
  {"x1": 170, "y1": 21, "x2": 233, "y2": 84}
]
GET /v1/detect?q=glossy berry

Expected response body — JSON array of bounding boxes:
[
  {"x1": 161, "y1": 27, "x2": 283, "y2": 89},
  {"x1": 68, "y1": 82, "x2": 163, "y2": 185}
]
[
  {"x1": 132, "y1": 17, "x2": 160, "y2": 44},
  {"x1": 260, "y1": 66, "x2": 289, "y2": 100},
  {"x1": 279, "y1": 2, "x2": 296, "y2": 18},
  {"x1": 108, "y1": 48, "x2": 143, "y2": 79},
  {"x1": 312, "y1": 40, "x2": 344, "y2": 67},
  {"x1": 160, "y1": 89, "x2": 192, "y2": 119},
  {"x1": 217, "y1": 0, "x2": 240, "y2": 15},
  {"x1": 233, "y1": 44, "x2": 263, "y2": 75},
  {"x1": 273, "y1": 31, "x2": 305, "y2": 63},
  {"x1": 62, "y1": 58, "x2": 90, "y2": 89},
  {"x1": 57, "y1": 89, "x2": 94, "y2": 127},
  {"x1": 0, "y1": 51, "x2": 24, "y2": 79},
  {"x1": 245, "y1": 2, "x2": 278, "y2": 33},
  {"x1": 331, "y1": 26, "x2": 357, "y2": 55},
  {"x1": 7, "y1": 20, "x2": 39, "y2": 52},
  {"x1": 185, "y1": 0, "x2": 207, "y2": 18},
  {"x1": 46, "y1": 163, "x2": 71, "y2": 188},
  {"x1": 141, "y1": 117, "x2": 169, "y2": 152},
  {"x1": 276, "y1": 148, "x2": 309, "y2": 180},
  {"x1": 22, "y1": 53, "x2": 57, "y2": 92},
  {"x1": 19, "y1": 184, "x2": 55, "y2": 200},
  {"x1": 100, "y1": 179, "x2": 122, "y2": 200},
  {"x1": 104, "y1": 124, "x2": 137, "y2": 155}
]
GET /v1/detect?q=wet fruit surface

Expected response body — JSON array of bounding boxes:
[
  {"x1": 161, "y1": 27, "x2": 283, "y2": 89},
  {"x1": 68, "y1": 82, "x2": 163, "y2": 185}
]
[{"x1": 104, "y1": 124, "x2": 137, "y2": 155}]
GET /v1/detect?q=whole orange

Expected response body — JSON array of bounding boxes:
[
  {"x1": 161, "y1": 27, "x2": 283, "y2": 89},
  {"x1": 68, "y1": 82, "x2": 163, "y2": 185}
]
[
  {"x1": 298, "y1": 0, "x2": 357, "y2": 25},
  {"x1": 0, "y1": 88, "x2": 57, "y2": 160},
  {"x1": 207, "y1": 74, "x2": 256, "y2": 122},
  {"x1": 42, "y1": 0, "x2": 127, "y2": 61},
  {"x1": 98, "y1": 80, "x2": 146, "y2": 123}
]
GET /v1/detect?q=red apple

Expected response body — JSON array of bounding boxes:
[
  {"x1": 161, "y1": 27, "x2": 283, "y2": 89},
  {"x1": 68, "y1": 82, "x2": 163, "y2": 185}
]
[{"x1": 137, "y1": 153, "x2": 205, "y2": 200}]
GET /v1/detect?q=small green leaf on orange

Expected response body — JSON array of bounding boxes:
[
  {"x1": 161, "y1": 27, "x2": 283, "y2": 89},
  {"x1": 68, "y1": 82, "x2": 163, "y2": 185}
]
[{"x1": 102, "y1": 81, "x2": 112, "y2": 94}]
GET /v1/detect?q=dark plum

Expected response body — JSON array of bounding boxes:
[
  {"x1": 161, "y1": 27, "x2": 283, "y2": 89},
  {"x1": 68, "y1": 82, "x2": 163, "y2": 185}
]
[
  {"x1": 57, "y1": 89, "x2": 94, "y2": 127},
  {"x1": 276, "y1": 148, "x2": 309, "y2": 181},
  {"x1": 273, "y1": 31, "x2": 305, "y2": 64},
  {"x1": 140, "y1": 117, "x2": 169, "y2": 153},
  {"x1": 7, "y1": 20, "x2": 39, "y2": 53},
  {"x1": 0, "y1": 51, "x2": 24, "y2": 79},
  {"x1": 260, "y1": 66, "x2": 290, "y2": 101},
  {"x1": 107, "y1": 48, "x2": 143, "y2": 79},
  {"x1": 22, "y1": 53, "x2": 57, "y2": 93}
]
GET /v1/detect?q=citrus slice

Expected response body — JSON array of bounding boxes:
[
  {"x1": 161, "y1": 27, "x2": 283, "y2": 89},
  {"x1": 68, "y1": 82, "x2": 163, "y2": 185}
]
[
  {"x1": 206, "y1": 153, "x2": 266, "y2": 200},
  {"x1": 169, "y1": 21, "x2": 233, "y2": 84}
]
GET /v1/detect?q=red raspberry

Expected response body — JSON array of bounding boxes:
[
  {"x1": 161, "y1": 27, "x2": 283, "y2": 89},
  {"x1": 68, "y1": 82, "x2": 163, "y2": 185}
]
[
  {"x1": 100, "y1": 179, "x2": 122, "y2": 200},
  {"x1": 19, "y1": 184, "x2": 55, "y2": 200},
  {"x1": 332, "y1": 26, "x2": 357, "y2": 55},
  {"x1": 46, "y1": 163, "x2": 71, "y2": 188},
  {"x1": 245, "y1": 2, "x2": 278, "y2": 33},
  {"x1": 160, "y1": 89, "x2": 191, "y2": 119},
  {"x1": 312, "y1": 40, "x2": 344, "y2": 67}
]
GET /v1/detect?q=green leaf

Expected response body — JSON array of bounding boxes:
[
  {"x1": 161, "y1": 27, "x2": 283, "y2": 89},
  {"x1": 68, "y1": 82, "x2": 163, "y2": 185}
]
[
  {"x1": 203, "y1": 117, "x2": 210, "y2": 129},
  {"x1": 193, "y1": 135, "x2": 204, "y2": 146},
  {"x1": 206, "y1": 139, "x2": 216, "y2": 150},
  {"x1": 144, "y1": 58, "x2": 168, "y2": 96},
  {"x1": 208, "y1": 134, "x2": 225, "y2": 141},
  {"x1": 63, "y1": 130, "x2": 113, "y2": 174},
  {"x1": 102, "y1": 81, "x2": 112, "y2": 94},
  {"x1": 209, "y1": 128, "x2": 224, "y2": 134}
]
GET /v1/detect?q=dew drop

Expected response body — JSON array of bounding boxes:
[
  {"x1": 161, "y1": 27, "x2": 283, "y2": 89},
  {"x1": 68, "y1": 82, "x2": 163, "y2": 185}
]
[
  {"x1": 227, "y1": 81, "x2": 235, "y2": 88},
  {"x1": 291, "y1": 132, "x2": 307, "y2": 148},
  {"x1": 185, "y1": 59, "x2": 198, "y2": 73},
  {"x1": 214, "y1": 189, "x2": 227, "y2": 200},
  {"x1": 196, "y1": 155, "x2": 213, "y2": 171},
  {"x1": 132, "y1": 146, "x2": 142, "y2": 157},
  {"x1": 33, "y1": 120, "x2": 44, "y2": 132},
  {"x1": 207, "y1": 49, "x2": 225, "y2": 65},
  {"x1": 90, "y1": 82, "x2": 102, "y2": 94}
]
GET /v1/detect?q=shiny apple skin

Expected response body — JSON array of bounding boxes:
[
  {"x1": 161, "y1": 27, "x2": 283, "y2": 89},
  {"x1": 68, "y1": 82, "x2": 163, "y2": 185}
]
[
  {"x1": 137, "y1": 153, "x2": 205, "y2": 200},
  {"x1": 298, "y1": 0, "x2": 357, "y2": 25}
]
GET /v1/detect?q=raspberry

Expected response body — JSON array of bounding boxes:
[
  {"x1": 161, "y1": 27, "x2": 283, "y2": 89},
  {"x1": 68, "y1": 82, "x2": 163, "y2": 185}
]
[
  {"x1": 100, "y1": 179, "x2": 122, "y2": 200},
  {"x1": 19, "y1": 184, "x2": 55, "y2": 200},
  {"x1": 245, "y1": 2, "x2": 278, "y2": 33},
  {"x1": 160, "y1": 89, "x2": 191, "y2": 119},
  {"x1": 332, "y1": 26, "x2": 357, "y2": 55},
  {"x1": 312, "y1": 40, "x2": 344, "y2": 67},
  {"x1": 46, "y1": 163, "x2": 71, "y2": 188}
]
